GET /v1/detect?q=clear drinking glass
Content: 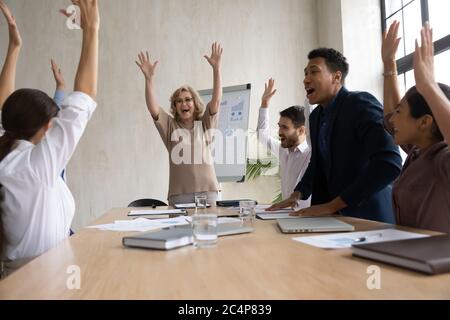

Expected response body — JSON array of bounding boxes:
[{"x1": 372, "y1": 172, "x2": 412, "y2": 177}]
[
  {"x1": 239, "y1": 200, "x2": 256, "y2": 231},
  {"x1": 192, "y1": 213, "x2": 218, "y2": 248},
  {"x1": 192, "y1": 193, "x2": 217, "y2": 248},
  {"x1": 194, "y1": 194, "x2": 208, "y2": 214}
]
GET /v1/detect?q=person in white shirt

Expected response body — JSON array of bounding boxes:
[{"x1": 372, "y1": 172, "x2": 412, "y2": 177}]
[
  {"x1": 257, "y1": 78, "x2": 311, "y2": 208},
  {"x1": 0, "y1": 0, "x2": 99, "y2": 278}
]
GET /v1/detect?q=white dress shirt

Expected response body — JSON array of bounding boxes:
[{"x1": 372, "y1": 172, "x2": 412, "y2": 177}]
[
  {"x1": 257, "y1": 107, "x2": 311, "y2": 208},
  {"x1": 0, "y1": 92, "x2": 96, "y2": 261}
]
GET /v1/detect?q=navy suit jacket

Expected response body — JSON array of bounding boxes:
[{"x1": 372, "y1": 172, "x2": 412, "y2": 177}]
[{"x1": 295, "y1": 88, "x2": 402, "y2": 223}]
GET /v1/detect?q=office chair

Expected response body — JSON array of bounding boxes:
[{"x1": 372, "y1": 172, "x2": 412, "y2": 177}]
[{"x1": 127, "y1": 198, "x2": 168, "y2": 208}]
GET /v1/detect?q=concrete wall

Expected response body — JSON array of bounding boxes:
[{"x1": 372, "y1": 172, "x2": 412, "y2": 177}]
[{"x1": 0, "y1": 0, "x2": 318, "y2": 229}]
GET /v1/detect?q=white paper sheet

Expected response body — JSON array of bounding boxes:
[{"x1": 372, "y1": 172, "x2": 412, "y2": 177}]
[
  {"x1": 254, "y1": 204, "x2": 295, "y2": 214},
  {"x1": 174, "y1": 203, "x2": 196, "y2": 209},
  {"x1": 256, "y1": 213, "x2": 298, "y2": 220},
  {"x1": 127, "y1": 209, "x2": 186, "y2": 216},
  {"x1": 181, "y1": 216, "x2": 241, "y2": 225},
  {"x1": 293, "y1": 229, "x2": 429, "y2": 249},
  {"x1": 174, "y1": 203, "x2": 211, "y2": 209},
  {"x1": 87, "y1": 217, "x2": 190, "y2": 232}
]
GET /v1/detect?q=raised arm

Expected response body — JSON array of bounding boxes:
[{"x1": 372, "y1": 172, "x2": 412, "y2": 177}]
[
  {"x1": 382, "y1": 20, "x2": 402, "y2": 116},
  {"x1": 257, "y1": 78, "x2": 280, "y2": 156},
  {"x1": 0, "y1": 0, "x2": 22, "y2": 109},
  {"x1": 135, "y1": 51, "x2": 160, "y2": 120},
  {"x1": 204, "y1": 42, "x2": 223, "y2": 115},
  {"x1": 51, "y1": 59, "x2": 66, "y2": 106},
  {"x1": 261, "y1": 78, "x2": 277, "y2": 108},
  {"x1": 73, "y1": 0, "x2": 99, "y2": 100},
  {"x1": 414, "y1": 23, "x2": 450, "y2": 143},
  {"x1": 51, "y1": 59, "x2": 66, "y2": 92}
]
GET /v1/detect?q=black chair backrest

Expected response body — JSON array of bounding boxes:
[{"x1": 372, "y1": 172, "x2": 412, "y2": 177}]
[{"x1": 127, "y1": 198, "x2": 168, "y2": 207}]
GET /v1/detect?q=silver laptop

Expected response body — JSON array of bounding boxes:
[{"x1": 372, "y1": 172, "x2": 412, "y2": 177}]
[{"x1": 277, "y1": 217, "x2": 355, "y2": 233}]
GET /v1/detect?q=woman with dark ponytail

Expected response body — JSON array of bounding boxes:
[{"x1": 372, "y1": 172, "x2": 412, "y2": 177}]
[
  {"x1": 0, "y1": 0, "x2": 22, "y2": 277},
  {"x1": 382, "y1": 22, "x2": 450, "y2": 233},
  {"x1": 0, "y1": 0, "x2": 99, "y2": 278}
]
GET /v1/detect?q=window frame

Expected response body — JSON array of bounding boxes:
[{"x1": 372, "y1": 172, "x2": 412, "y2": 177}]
[{"x1": 380, "y1": 0, "x2": 450, "y2": 75}]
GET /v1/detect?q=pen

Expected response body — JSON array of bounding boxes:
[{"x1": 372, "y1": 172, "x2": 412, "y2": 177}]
[{"x1": 353, "y1": 233, "x2": 383, "y2": 243}]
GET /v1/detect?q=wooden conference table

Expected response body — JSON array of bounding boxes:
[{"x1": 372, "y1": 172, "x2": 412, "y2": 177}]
[{"x1": 0, "y1": 206, "x2": 449, "y2": 300}]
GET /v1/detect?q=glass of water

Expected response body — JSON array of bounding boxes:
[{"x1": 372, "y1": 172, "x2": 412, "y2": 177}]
[
  {"x1": 194, "y1": 194, "x2": 208, "y2": 214},
  {"x1": 192, "y1": 213, "x2": 218, "y2": 248},
  {"x1": 239, "y1": 200, "x2": 256, "y2": 231}
]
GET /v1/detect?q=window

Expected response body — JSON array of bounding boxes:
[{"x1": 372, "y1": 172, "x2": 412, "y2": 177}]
[{"x1": 381, "y1": 0, "x2": 450, "y2": 93}]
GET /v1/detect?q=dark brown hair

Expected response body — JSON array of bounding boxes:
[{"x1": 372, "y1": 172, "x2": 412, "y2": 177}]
[
  {"x1": 279, "y1": 105, "x2": 306, "y2": 128},
  {"x1": 405, "y1": 83, "x2": 450, "y2": 142},
  {"x1": 0, "y1": 89, "x2": 59, "y2": 259}
]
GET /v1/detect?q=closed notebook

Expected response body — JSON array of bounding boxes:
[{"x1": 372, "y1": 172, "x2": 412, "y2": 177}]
[
  {"x1": 123, "y1": 224, "x2": 253, "y2": 250},
  {"x1": 352, "y1": 234, "x2": 450, "y2": 275},
  {"x1": 123, "y1": 227, "x2": 193, "y2": 250},
  {"x1": 216, "y1": 199, "x2": 256, "y2": 207}
]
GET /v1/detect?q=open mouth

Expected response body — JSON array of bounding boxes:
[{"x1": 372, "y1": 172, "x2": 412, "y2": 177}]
[
  {"x1": 306, "y1": 88, "x2": 315, "y2": 98},
  {"x1": 181, "y1": 109, "x2": 190, "y2": 114}
]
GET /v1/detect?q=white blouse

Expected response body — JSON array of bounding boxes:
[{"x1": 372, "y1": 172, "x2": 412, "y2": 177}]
[{"x1": 0, "y1": 91, "x2": 96, "y2": 261}]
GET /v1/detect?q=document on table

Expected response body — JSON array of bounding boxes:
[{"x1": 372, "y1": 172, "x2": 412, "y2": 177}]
[
  {"x1": 127, "y1": 209, "x2": 186, "y2": 216},
  {"x1": 256, "y1": 213, "x2": 298, "y2": 220},
  {"x1": 181, "y1": 216, "x2": 241, "y2": 225},
  {"x1": 87, "y1": 216, "x2": 190, "y2": 232},
  {"x1": 174, "y1": 203, "x2": 211, "y2": 209},
  {"x1": 255, "y1": 204, "x2": 296, "y2": 220},
  {"x1": 293, "y1": 229, "x2": 430, "y2": 249}
]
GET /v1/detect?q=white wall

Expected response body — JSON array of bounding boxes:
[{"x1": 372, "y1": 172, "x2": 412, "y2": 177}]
[
  {"x1": 315, "y1": 0, "x2": 383, "y2": 100},
  {"x1": 341, "y1": 0, "x2": 383, "y2": 100},
  {"x1": 317, "y1": 0, "x2": 344, "y2": 52},
  {"x1": 0, "y1": 0, "x2": 318, "y2": 229},
  {"x1": 1, "y1": 0, "x2": 384, "y2": 228}
]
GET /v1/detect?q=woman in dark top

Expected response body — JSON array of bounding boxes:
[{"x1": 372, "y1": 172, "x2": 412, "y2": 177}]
[{"x1": 382, "y1": 21, "x2": 450, "y2": 233}]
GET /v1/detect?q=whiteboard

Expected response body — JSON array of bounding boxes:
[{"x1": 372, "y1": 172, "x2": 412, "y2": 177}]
[{"x1": 199, "y1": 84, "x2": 251, "y2": 183}]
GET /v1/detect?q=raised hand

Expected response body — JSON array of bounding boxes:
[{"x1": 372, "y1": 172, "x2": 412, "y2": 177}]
[
  {"x1": 51, "y1": 59, "x2": 66, "y2": 90},
  {"x1": 72, "y1": 0, "x2": 100, "y2": 99},
  {"x1": 69, "y1": 0, "x2": 99, "y2": 30},
  {"x1": 413, "y1": 23, "x2": 435, "y2": 96},
  {"x1": 135, "y1": 51, "x2": 158, "y2": 81},
  {"x1": 382, "y1": 21, "x2": 402, "y2": 116},
  {"x1": 382, "y1": 20, "x2": 401, "y2": 66},
  {"x1": 204, "y1": 42, "x2": 223, "y2": 70},
  {"x1": 0, "y1": 0, "x2": 22, "y2": 48},
  {"x1": 261, "y1": 78, "x2": 277, "y2": 108}
]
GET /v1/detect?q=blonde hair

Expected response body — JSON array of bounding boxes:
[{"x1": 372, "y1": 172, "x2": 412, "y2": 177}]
[{"x1": 169, "y1": 86, "x2": 204, "y2": 122}]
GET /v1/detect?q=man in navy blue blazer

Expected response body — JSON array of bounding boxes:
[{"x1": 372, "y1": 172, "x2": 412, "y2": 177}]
[{"x1": 269, "y1": 48, "x2": 402, "y2": 223}]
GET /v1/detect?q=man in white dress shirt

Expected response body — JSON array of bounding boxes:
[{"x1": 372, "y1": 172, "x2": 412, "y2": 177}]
[{"x1": 256, "y1": 79, "x2": 311, "y2": 208}]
